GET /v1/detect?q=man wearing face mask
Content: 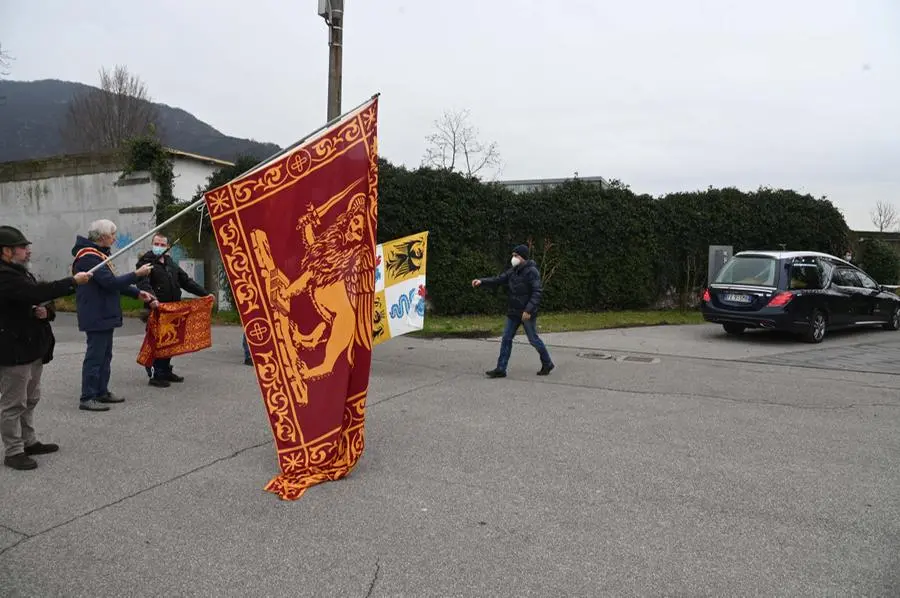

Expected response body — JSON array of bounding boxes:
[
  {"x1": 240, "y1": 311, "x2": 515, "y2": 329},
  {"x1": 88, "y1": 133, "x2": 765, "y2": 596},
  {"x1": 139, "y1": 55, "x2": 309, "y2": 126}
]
[
  {"x1": 471, "y1": 244, "x2": 554, "y2": 378},
  {"x1": 136, "y1": 233, "x2": 212, "y2": 388}
]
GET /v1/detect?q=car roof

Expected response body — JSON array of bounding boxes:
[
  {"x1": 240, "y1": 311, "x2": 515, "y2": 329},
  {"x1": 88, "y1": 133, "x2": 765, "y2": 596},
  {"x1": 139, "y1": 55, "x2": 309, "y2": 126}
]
[{"x1": 733, "y1": 250, "x2": 853, "y2": 266}]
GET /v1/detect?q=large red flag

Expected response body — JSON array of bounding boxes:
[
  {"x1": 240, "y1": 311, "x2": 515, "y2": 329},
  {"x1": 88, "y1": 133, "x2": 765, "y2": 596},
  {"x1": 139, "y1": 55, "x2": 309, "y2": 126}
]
[{"x1": 204, "y1": 98, "x2": 379, "y2": 500}]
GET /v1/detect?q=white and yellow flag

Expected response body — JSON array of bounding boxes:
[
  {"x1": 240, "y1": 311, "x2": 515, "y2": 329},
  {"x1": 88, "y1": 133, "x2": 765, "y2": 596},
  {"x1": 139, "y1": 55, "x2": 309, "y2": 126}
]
[{"x1": 373, "y1": 231, "x2": 428, "y2": 345}]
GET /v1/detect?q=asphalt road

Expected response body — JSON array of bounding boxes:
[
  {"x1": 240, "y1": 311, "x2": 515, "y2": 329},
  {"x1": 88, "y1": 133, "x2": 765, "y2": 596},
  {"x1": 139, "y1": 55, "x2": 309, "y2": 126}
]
[{"x1": 0, "y1": 315, "x2": 897, "y2": 597}]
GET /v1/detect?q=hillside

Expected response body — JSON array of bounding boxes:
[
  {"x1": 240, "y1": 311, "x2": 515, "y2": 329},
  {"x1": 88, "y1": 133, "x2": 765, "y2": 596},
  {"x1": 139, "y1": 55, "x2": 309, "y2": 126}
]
[{"x1": 0, "y1": 79, "x2": 281, "y2": 163}]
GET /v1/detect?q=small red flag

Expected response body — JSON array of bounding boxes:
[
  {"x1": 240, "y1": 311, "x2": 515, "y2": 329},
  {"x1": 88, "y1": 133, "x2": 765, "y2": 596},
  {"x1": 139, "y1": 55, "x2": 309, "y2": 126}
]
[{"x1": 137, "y1": 296, "x2": 214, "y2": 367}]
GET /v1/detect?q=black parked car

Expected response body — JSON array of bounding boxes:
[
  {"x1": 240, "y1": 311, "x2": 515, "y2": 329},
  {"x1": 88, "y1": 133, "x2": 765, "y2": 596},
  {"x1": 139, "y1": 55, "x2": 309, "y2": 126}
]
[{"x1": 700, "y1": 251, "x2": 900, "y2": 343}]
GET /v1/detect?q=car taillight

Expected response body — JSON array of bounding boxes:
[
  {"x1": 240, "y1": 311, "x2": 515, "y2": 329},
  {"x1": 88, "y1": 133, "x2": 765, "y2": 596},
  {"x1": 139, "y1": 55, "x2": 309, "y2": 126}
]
[
  {"x1": 767, "y1": 291, "x2": 794, "y2": 307},
  {"x1": 702, "y1": 288, "x2": 711, "y2": 302}
]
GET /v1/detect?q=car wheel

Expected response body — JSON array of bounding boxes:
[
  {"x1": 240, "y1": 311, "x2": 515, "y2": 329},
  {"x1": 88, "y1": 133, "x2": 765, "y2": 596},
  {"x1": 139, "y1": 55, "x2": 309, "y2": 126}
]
[
  {"x1": 723, "y1": 323, "x2": 745, "y2": 335},
  {"x1": 803, "y1": 310, "x2": 826, "y2": 343},
  {"x1": 883, "y1": 306, "x2": 900, "y2": 331}
]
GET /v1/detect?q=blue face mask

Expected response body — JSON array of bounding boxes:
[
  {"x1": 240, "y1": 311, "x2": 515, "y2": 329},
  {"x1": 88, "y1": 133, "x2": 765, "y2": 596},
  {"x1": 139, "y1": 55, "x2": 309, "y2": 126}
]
[{"x1": 151, "y1": 246, "x2": 166, "y2": 256}]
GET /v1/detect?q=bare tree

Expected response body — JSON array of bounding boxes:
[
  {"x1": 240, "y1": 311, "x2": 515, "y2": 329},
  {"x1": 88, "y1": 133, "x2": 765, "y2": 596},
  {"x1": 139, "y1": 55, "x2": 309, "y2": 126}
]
[
  {"x1": 0, "y1": 42, "x2": 12, "y2": 79},
  {"x1": 62, "y1": 65, "x2": 161, "y2": 152},
  {"x1": 870, "y1": 200, "x2": 899, "y2": 232},
  {"x1": 422, "y1": 109, "x2": 501, "y2": 178}
]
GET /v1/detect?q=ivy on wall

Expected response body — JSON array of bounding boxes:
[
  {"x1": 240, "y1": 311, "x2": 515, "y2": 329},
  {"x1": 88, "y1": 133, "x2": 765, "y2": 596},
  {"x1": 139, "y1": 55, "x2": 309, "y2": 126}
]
[{"x1": 122, "y1": 136, "x2": 176, "y2": 225}]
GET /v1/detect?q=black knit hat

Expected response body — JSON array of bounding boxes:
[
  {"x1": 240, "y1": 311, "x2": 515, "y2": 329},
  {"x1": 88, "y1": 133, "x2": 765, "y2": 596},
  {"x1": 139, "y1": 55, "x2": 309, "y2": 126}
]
[
  {"x1": 513, "y1": 244, "x2": 529, "y2": 260},
  {"x1": 0, "y1": 226, "x2": 30, "y2": 248}
]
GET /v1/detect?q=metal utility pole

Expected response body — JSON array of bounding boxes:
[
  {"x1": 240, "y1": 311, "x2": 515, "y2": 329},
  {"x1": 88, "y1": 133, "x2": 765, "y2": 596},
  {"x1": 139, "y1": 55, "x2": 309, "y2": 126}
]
[{"x1": 318, "y1": 0, "x2": 344, "y2": 121}]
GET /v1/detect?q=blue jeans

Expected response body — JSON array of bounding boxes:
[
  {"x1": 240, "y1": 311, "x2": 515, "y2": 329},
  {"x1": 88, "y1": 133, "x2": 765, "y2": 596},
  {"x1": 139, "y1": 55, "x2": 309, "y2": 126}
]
[
  {"x1": 81, "y1": 330, "x2": 114, "y2": 402},
  {"x1": 497, "y1": 316, "x2": 552, "y2": 372},
  {"x1": 242, "y1": 334, "x2": 251, "y2": 361}
]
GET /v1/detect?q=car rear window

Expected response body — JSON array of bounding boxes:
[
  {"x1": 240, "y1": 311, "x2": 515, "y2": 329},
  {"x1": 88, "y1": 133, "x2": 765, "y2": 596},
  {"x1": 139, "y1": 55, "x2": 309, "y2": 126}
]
[
  {"x1": 789, "y1": 258, "x2": 827, "y2": 290},
  {"x1": 714, "y1": 256, "x2": 777, "y2": 287}
]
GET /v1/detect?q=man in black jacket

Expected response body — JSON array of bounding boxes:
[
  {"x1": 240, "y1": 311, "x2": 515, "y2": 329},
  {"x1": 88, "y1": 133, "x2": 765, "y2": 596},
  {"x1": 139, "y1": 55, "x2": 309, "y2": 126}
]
[
  {"x1": 472, "y1": 244, "x2": 554, "y2": 378},
  {"x1": 0, "y1": 226, "x2": 93, "y2": 470},
  {"x1": 136, "y1": 233, "x2": 211, "y2": 387}
]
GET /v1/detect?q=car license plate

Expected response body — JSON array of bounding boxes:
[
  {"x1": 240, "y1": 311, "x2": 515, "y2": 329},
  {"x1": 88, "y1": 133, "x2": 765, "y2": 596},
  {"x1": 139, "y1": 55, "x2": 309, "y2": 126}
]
[{"x1": 724, "y1": 293, "x2": 751, "y2": 303}]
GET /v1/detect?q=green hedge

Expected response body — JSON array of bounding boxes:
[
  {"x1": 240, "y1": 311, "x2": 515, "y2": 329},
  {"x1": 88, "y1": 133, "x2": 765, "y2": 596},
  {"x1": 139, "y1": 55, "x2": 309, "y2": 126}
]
[
  {"x1": 378, "y1": 162, "x2": 851, "y2": 314},
  {"x1": 167, "y1": 158, "x2": 853, "y2": 315},
  {"x1": 857, "y1": 238, "x2": 900, "y2": 285},
  {"x1": 654, "y1": 186, "x2": 850, "y2": 305}
]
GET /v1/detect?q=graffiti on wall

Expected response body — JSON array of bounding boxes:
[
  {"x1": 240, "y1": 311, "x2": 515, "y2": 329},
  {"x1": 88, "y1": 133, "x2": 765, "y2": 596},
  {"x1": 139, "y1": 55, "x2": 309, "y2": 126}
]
[{"x1": 115, "y1": 232, "x2": 135, "y2": 249}]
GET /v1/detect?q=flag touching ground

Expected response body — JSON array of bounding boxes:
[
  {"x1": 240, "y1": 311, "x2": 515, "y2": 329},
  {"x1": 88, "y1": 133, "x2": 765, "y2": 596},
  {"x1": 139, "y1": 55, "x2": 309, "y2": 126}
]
[
  {"x1": 373, "y1": 231, "x2": 428, "y2": 346},
  {"x1": 137, "y1": 296, "x2": 214, "y2": 367},
  {"x1": 204, "y1": 97, "x2": 379, "y2": 500}
]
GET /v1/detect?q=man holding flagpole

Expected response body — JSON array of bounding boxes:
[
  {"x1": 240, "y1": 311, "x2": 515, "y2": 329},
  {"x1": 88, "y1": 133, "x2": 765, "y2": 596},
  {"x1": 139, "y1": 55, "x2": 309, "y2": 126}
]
[
  {"x1": 135, "y1": 233, "x2": 211, "y2": 387},
  {"x1": 0, "y1": 225, "x2": 94, "y2": 470},
  {"x1": 72, "y1": 219, "x2": 156, "y2": 412}
]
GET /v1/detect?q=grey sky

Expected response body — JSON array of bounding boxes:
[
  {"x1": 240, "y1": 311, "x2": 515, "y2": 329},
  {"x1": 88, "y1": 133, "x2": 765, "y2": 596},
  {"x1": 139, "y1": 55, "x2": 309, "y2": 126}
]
[{"x1": 2, "y1": 0, "x2": 898, "y2": 230}]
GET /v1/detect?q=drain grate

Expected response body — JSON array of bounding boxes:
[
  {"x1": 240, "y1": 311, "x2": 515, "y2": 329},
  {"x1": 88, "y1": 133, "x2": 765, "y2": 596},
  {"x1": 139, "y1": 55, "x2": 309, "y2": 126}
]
[
  {"x1": 617, "y1": 355, "x2": 660, "y2": 364},
  {"x1": 577, "y1": 351, "x2": 613, "y2": 360}
]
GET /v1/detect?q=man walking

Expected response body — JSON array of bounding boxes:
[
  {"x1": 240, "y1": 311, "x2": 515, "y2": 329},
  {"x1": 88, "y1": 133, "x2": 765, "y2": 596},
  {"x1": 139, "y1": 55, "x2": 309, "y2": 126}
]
[
  {"x1": 472, "y1": 244, "x2": 554, "y2": 378},
  {"x1": 135, "y1": 233, "x2": 211, "y2": 387},
  {"x1": 0, "y1": 226, "x2": 93, "y2": 470},
  {"x1": 72, "y1": 220, "x2": 155, "y2": 412}
]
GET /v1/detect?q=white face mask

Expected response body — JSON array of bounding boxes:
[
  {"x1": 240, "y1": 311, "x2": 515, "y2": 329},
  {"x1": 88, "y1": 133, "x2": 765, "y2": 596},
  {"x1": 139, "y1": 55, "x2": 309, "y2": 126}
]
[{"x1": 511, "y1": 256, "x2": 522, "y2": 267}]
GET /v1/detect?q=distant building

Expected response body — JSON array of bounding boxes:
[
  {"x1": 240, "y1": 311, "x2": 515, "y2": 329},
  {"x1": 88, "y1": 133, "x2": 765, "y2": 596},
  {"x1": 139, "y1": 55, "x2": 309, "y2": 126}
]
[
  {"x1": 164, "y1": 149, "x2": 234, "y2": 202},
  {"x1": 496, "y1": 175, "x2": 609, "y2": 194},
  {"x1": 0, "y1": 148, "x2": 232, "y2": 288}
]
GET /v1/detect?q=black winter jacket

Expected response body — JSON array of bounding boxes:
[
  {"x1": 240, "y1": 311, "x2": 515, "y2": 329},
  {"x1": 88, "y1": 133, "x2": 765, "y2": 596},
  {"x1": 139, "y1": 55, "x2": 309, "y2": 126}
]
[
  {"x1": 479, "y1": 259, "x2": 544, "y2": 319},
  {"x1": 135, "y1": 251, "x2": 208, "y2": 303},
  {"x1": 0, "y1": 261, "x2": 74, "y2": 366}
]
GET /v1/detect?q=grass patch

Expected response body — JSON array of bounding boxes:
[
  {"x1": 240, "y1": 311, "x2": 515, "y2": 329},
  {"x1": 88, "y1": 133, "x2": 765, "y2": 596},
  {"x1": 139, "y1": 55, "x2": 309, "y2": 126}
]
[
  {"x1": 55, "y1": 295, "x2": 242, "y2": 325},
  {"x1": 213, "y1": 310, "x2": 242, "y2": 325},
  {"x1": 54, "y1": 297, "x2": 703, "y2": 336},
  {"x1": 54, "y1": 296, "x2": 77, "y2": 312},
  {"x1": 415, "y1": 310, "x2": 704, "y2": 338},
  {"x1": 55, "y1": 296, "x2": 154, "y2": 316}
]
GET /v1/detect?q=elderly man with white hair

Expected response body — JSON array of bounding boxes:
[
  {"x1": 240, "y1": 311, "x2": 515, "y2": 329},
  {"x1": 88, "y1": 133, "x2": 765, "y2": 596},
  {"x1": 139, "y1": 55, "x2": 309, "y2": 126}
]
[{"x1": 71, "y1": 220, "x2": 156, "y2": 412}]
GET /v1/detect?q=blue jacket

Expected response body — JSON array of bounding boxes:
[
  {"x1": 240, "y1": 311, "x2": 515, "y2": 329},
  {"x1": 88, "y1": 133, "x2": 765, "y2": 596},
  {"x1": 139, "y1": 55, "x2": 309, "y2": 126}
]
[
  {"x1": 71, "y1": 236, "x2": 140, "y2": 332},
  {"x1": 479, "y1": 259, "x2": 544, "y2": 319}
]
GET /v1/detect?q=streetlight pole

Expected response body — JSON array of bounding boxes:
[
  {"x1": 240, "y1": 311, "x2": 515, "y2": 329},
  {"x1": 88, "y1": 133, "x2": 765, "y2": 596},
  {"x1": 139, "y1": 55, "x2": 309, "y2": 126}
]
[{"x1": 318, "y1": 0, "x2": 344, "y2": 121}]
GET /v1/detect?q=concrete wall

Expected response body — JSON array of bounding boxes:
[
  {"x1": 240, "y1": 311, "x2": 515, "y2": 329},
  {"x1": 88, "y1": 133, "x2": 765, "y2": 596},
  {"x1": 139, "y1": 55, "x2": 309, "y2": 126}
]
[
  {"x1": 0, "y1": 169, "x2": 157, "y2": 282},
  {"x1": 0, "y1": 154, "x2": 221, "y2": 284}
]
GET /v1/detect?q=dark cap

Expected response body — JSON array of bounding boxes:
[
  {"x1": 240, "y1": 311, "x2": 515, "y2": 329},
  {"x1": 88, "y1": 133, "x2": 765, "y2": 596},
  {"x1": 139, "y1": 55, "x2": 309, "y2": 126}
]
[
  {"x1": 0, "y1": 226, "x2": 30, "y2": 247},
  {"x1": 512, "y1": 244, "x2": 529, "y2": 260}
]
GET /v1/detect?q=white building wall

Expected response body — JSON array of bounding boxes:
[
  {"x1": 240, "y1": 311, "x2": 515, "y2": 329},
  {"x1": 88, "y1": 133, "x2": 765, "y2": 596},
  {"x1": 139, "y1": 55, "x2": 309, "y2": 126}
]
[
  {"x1": 0, "y1": 171, "x2": 158, "y2": 283},
  {"x1": 171, "y1": 158, "x2": 219, "y2": 203}
]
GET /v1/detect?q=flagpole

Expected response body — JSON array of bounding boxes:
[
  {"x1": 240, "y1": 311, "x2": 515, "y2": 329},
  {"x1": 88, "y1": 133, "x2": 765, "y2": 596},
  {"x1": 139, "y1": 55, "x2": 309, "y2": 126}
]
[
  {"x1": 88, "y1": 92, "x2": 379, "y2": 275},
  {"x1": 230, "y1": 93, "x2": 380, "y2": 181},
  {"x1": 86, "y1": 197, "x2": 205, "y2": 274}
]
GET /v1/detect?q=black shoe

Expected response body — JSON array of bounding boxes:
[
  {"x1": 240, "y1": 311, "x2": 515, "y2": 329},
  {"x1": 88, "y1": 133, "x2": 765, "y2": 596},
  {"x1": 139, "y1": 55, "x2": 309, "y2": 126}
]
[
  {"x1": 149, "y1": 377, "x2": 171, "y2": 388},
  {"x1": 4, "y1": 453, "x2": 37, "y2": 470},
  {"x1": 162, "y1": 372, "x2": 184, "y2": 383},
  {"x1": 485, "y1": 368, "x2": 507, "y2": 378},
  {"x1": 98, "y1": 392, "x2": 125, "y2": 404},
  {"x1": 244, "y1": 357, "x2": 253, "y2": 366},
  {"x1": 25, "y1": 442, "x2": 59, "y2": 456},
  {"x1": 79, "y1": 400, "x2": 110, "y2": 412},
  {"x1": 537, "y1": 363, "x2": 555, "y2": 376}
]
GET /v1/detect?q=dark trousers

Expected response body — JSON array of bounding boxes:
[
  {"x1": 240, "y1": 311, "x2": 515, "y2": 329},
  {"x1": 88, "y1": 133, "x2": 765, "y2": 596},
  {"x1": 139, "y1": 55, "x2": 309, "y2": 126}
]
[
  {"x1": 497, "y1": 316, "x2": 553, "y2": 372},
  {"x1": 81, "y1": 330, "x2": 114, "y2": 402},
  {"x1": 152, "y1": 358, "x2": 172, "y2": 378}
]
